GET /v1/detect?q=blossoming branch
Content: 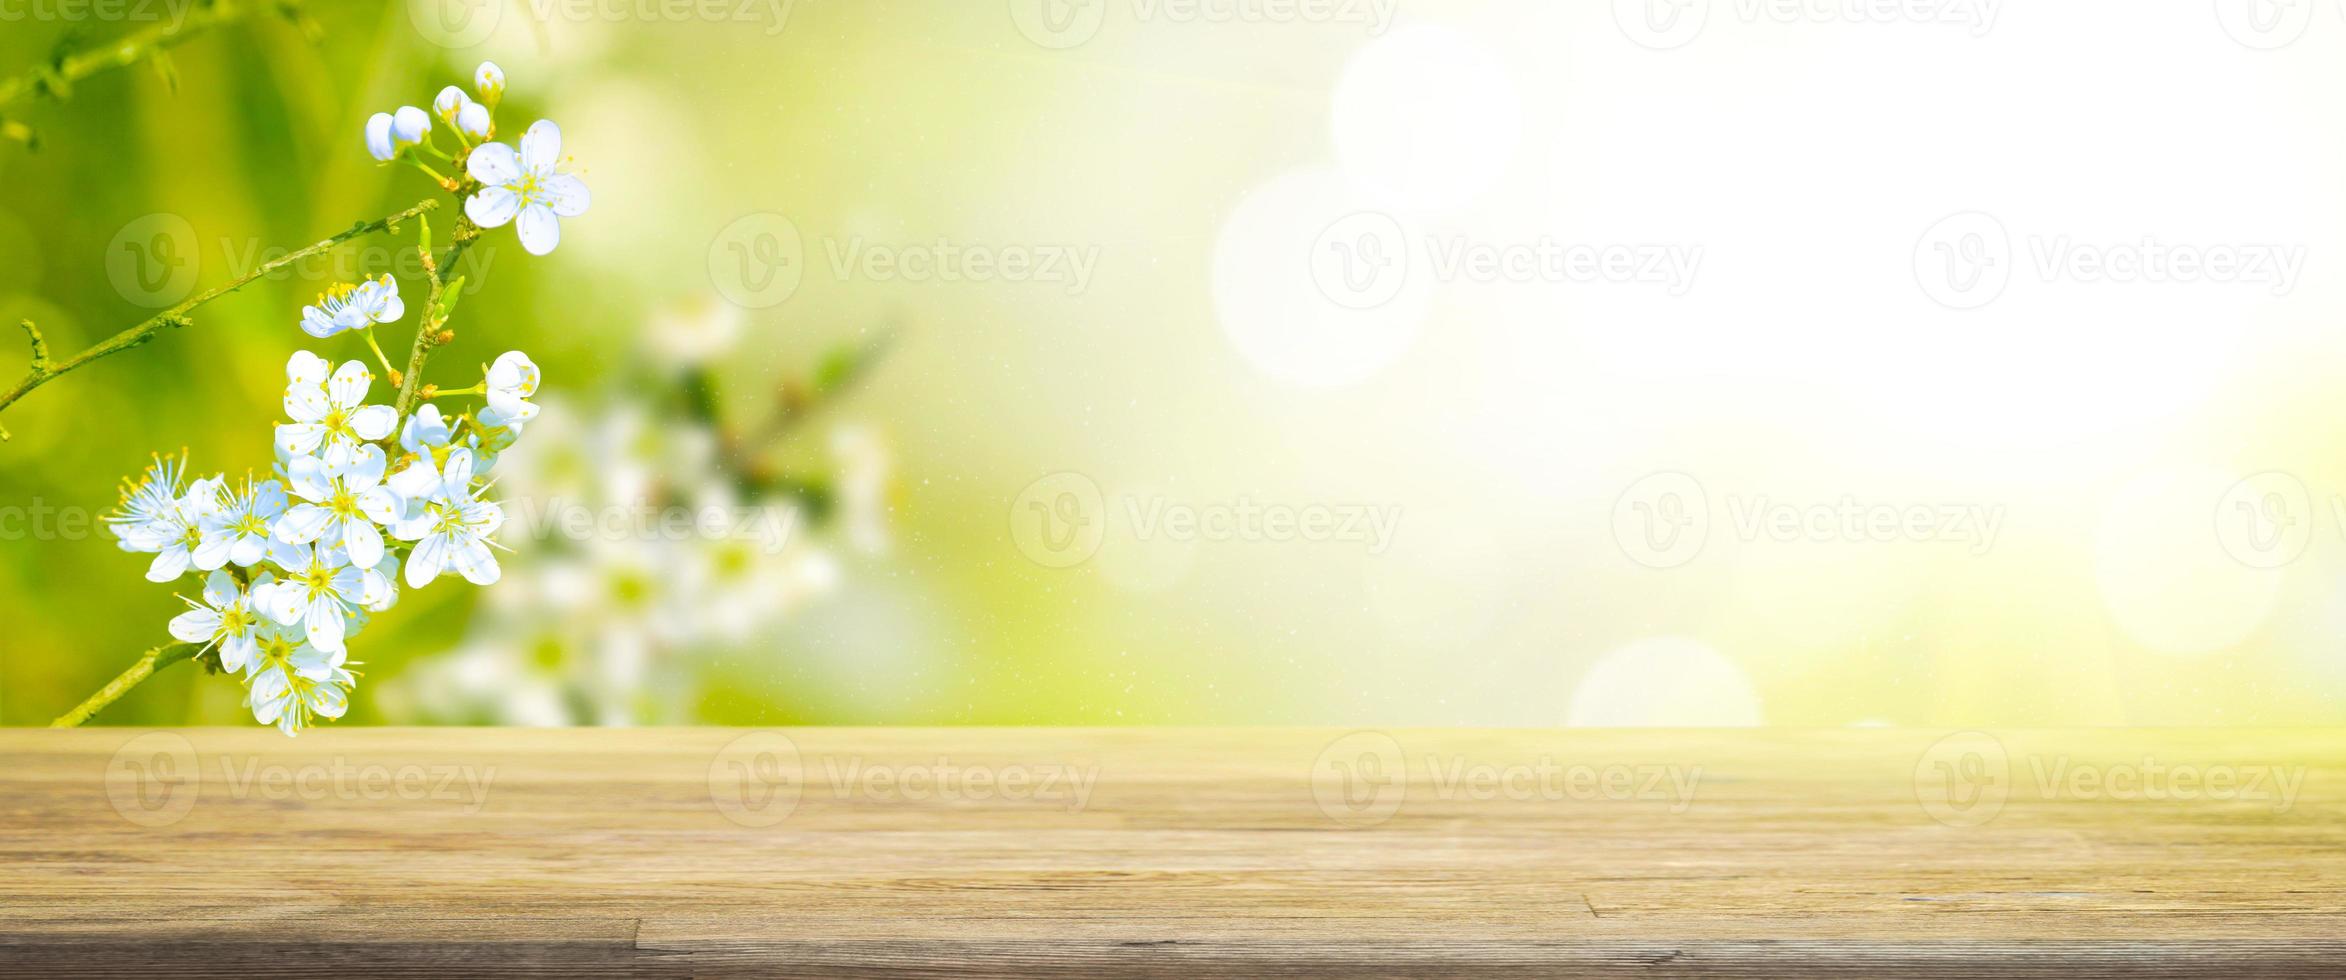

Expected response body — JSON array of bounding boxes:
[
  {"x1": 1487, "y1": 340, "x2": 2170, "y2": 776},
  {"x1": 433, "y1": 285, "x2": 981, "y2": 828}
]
[{"x1": 50, "y1": 62, "x2": 590, "y2": 735}]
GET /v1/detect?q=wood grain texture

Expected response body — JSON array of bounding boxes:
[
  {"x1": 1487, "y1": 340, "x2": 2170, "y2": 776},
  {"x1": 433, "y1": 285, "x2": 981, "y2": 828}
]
[{"x1": 2, "y1": 727, "x2": 2341, "y2": 977}]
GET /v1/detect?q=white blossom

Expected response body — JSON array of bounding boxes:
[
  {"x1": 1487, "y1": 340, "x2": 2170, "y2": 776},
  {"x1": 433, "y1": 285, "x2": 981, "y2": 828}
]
[
  {"x1": 465, "y1": 120, "x2": 588, "y2": 256},
  {"x1": 365, "y1": 112, "x2": 398, "y2": 162},
  {"x1": 300, "y1": 275, "x2": 404, "y2": 339},
  {"x1": 483, "y1": 351, "x2": 542, "y2": 425},
  {"x1": 391, "y1": 447, "x2": 506, "y2": 588},
  {"x1": 277, "y1": 357, "x2": 398, "y2": 459},
  {"x1": 169, "y1": 569, "x2": 273, "y2": 673},
  {"x1": 257, "y1": 539, "x2": 388, "y2": 656},
  {"x1": 107, "y1": 451, "x2": 188, "y2": 554},
  {"x1": 474, "y1": 61, "x2": 505, "y2": 109},
  {"x1": 276, "y1": 443, "x2": 401, "y2": 569},
  {"x1": 391, "y1": 106, "x2": 431, "y2": 150},
  {"x1": 143, "y1": 477, "x2": 223, "y2": 583},
  {"x1": 401, "y1": 403, "x2": 454, "y2": 455},
  {"x1": 195, "y1": 475, "x2": 287, "y2": 570},
  {"x1": 244, "y1": 624, "x2": 350, "y2": 736}
]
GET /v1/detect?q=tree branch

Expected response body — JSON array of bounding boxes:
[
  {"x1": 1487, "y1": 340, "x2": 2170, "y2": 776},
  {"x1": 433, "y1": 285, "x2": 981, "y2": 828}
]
[
  {"x1": 394, "y1": 220, "x2": 479, "y2": 414},
  {"x1": 0, "y1": 0, "x2": 309, "y2": 114},
  {"x1": 49, "y1": 643, "x2": 202, "y2": 727},
  {"x1": 0, "y1": 199, "x2": 439, "y2": 443}
]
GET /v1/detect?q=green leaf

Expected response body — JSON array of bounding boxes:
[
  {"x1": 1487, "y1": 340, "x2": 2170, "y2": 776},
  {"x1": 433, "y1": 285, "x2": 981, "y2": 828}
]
[{"x1": 432, "y1": 277, "x2": 466, "y2": 323}]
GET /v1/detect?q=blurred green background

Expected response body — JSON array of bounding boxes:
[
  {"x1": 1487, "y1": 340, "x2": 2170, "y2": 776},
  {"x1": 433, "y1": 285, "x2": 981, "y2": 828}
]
[{"x1": 7, "y1": 1, "x2": 2346, "y2": 728}]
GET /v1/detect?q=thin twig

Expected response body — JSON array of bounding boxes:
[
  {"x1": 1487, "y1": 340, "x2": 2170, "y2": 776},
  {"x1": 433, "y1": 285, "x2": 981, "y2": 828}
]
[
  {"x1": 49, "y1": 643, "x2": 202, "y2": 727},
  {"x1": 0, "y1": 199, "x2": 439, "y2": 442},
  {"x1": 394, "y1": 221, "x2": 478, "y2": 414},
  {"x1": 0, "y1": 0, "x2": 307, "y2": 113}
]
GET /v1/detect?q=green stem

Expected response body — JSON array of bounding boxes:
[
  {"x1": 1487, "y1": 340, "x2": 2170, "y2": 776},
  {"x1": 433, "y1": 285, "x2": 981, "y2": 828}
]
[
  {"x1": 0, "y1": 199, "x2": 439, "y2": 443},
  {"x1": 0, "y1": 0, "x2": 307, "y2": 112},
  {"x1": 50, "y1": 643, "x2": 202, "y2": 727},
  {"x1": 394, "y1": 224, "x2": 478, "y2": 414}
]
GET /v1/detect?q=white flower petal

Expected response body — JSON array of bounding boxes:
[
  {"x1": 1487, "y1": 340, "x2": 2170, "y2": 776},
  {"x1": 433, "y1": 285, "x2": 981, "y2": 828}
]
[
  {"x1": 519, "y1": 119, "x2": 561, "y2": 171},
  {"x1": 515, "y1": 204, "x2": 559, "y2": 255},
  {"x1": 348, "y1": 404, "x2": 397, "y2": 442},
  {"x1": 344, "y1": 521, "x2": 384, "y2": 570},
  {"x1": 542, "y1": 174, "x2": 589, "y2": 217},
  {"x1": 451, "y1": 537, "x2": 501, "y2": 586},
  {"x1": 275, "y1": 504, "x2": 333, "y2": 544},
  {"x1": 466, "y1": 185, "x2": 520, "y2": 229},
  {"x1": 287, "y1": 351, "x2": 331, "y2": 388},
  {"x1": 467, "y1": 142, "x2": 521, "y2": 186},
  {"x1": 304, "y1": 598, "x2": 346, "y2": 654},
  {"x1": 329, "y1": 361, "x2": 374, "y2": 409},
  {"x1": 301, "y1": 306, "x2": 340, "y2": 339},
  {"x1": 146, "y1": 548, "x2": 190, "y2": 583},
  {"x1": 405, "y1": 534, "x2": 449, "y2": 588},
  {"x1": 169, "y1": 608, "x2": 221, "y2": 644}
]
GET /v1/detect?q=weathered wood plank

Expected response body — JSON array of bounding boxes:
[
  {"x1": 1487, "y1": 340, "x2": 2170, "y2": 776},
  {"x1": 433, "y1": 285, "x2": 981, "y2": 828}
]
[{"x1": 1, "y1": 728, "x2": 2339, "y2": 976}]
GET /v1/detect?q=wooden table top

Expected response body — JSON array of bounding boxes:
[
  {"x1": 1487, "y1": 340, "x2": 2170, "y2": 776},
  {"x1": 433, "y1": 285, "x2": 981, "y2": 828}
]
[{"x1": 3, "y1": 727, "x2": 2341, "y2": 977}]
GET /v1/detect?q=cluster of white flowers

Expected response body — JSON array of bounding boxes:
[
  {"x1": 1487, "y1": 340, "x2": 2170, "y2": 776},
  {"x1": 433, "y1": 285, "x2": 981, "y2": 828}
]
[
  {"x1": 108, "y1": 347, "x2": 544, "y2": 734},
  {"x1": 382, "y1": 300, "x2": 892, "y2": 726},
  {"x1": 92, "y1": 64, "x2": 581, "y2": 736},
  {"x1": 365, "y1": 61, "x2": 589, "y2": 256}
]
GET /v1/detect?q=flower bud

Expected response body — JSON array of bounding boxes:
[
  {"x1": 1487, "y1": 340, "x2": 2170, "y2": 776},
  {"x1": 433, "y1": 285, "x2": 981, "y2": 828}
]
[
  {"x1": 391, "y1": 106, "x2": 431, "y2": 149},
  {"x1": 456, "y1": 101, "x2": 491, "y2": 140},
  {"x1": 364, "y1": 112, "x2": 397, "y2": 162},
  {"x1": 474, "y1": 62, "x2": 505, "y2": 109},
  {"x1": 433, "y1": 86, "x2": 469, "y2": 124},
  {"x1": 390, "y1": 106, "x2": 432, "y2": 150}
]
